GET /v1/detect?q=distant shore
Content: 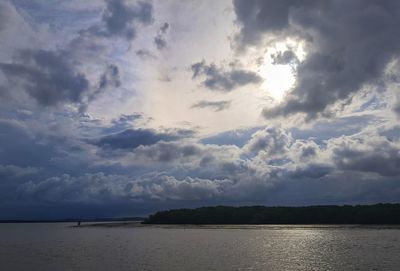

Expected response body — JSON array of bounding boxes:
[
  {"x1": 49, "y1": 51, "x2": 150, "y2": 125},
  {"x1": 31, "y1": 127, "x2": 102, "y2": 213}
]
[
  {"x1": 0, "y1": 217, "x2": 144, "y2": 224},
  {"x1": 3, "y1": 204, "x2": 400, "y2": 226},
  {"x1": 75, "y1": 222, "x2": 400, "y2": 230},
  {"x1": 143, "y1": 204, "x2": 400, "y2": 225}
]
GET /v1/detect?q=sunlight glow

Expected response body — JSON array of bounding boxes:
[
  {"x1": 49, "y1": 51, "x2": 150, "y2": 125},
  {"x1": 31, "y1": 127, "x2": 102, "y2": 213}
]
[
  {"x1": 260, "y1": 61, "x2": 295, "y2": 101},
  {"x1": 259, "y1": 40, "x2": 304, "y2": 101}
]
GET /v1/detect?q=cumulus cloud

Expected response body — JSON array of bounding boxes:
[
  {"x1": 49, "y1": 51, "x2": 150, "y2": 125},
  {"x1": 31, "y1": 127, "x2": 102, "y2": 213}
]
[
  {"x1": 125, "y1": 141, "x2": 268, "y2": 191},
  {"x1": 243, "y1": 127, "x2": 292, "y2": 158},
  {"x1": 191, "y1": 60, "x2": 262, "y2": 91},
  {"x1": 191, "y1": 100, "x2": 231, "y2": 112},
  {"x1": 20, "y1": 173, "x2": 233, "y2": 203},
  {"x1": 15, "y1": 124, "x2": 400, "y2": 208},
  {"x1": 234, "y1": 0, "x2": 400, "y2": 119},
  {"x1": 3, "y1": 117, "x2": 400, "y2": 216},
  {"x1": 290, "y1": 139, "x2": 319, "y2": 161}
]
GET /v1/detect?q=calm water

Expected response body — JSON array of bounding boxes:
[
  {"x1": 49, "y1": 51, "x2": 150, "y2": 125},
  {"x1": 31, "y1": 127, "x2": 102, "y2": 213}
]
[{"x1": 1, "y1": 223, "x2": 400, "y2": 271}]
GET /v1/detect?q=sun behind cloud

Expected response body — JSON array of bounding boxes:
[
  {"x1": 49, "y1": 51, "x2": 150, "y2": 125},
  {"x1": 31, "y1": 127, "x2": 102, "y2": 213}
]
[
  {"x1": 260, "y1": 59, "x2": 295, "y2": 101},
  {"x1": 259, "y1": 40, "x2": 305, "y2": 101}
]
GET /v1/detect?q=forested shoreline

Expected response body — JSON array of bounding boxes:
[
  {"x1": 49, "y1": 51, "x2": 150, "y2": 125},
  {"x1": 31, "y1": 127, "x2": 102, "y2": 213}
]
[{"x1": 143, "y1": 204, "x2": 400, "y2": 224}]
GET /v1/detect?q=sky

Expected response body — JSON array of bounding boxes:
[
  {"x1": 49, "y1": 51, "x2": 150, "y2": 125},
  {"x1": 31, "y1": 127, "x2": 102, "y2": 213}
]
[{"x1": 1, "y1": 0, "x2": 400, "y2": 219}]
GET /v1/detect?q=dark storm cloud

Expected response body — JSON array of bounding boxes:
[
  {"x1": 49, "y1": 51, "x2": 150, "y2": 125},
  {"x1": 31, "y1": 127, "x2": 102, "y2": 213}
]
[
  {"x1": 0, "y1": 49, "x2": 119, "y2": 108},
  {"x1": 289, "y1": 163, "x2": 332, "y2": 179},
  {"x1": 234, "y1": 0, "x2": 400, "y2": 119},
  {"x1": 93, "y1": 127, "x2": 195, "y2": 150},
  {"x1": 191, "y1": 100, "x2": 231, "y2": 112},
  {"x1": 233, "y1": 0, "x2": 317, "y2": 45},
  {"x1": 94, "y1": 129, "x2": 177, "y2": 150},
  {"x1": 0, "y1": 49, "x2": 89, "y2": 106},
  {"x1": 191, "y1": 61, "x2": 262, "y2": 91},
  {"x1": 99, "y1": 0, "x2": 153, "y2": 40},
  {"x1": 133, "y1": 142, "x2": 203, "y2": 163},
  {"x1": 331, "y1": 137, "x2": 400, "y2": 177}
]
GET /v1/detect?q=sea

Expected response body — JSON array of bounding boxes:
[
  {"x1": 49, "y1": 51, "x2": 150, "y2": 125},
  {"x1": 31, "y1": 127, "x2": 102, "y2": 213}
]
[{"x1": 1, "y1": 223, "x2": 400, "y2": 270}]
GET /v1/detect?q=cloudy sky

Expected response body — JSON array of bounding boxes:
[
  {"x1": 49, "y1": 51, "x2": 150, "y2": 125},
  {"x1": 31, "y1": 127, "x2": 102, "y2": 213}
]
[{"x1": 1, "y1": 0, "x2": 400, "y2": 219}]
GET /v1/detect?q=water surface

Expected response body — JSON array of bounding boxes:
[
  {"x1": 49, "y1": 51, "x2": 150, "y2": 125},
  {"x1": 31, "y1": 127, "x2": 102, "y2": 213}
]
[{"x1": 1, "y1": 223, "x2": 399, "y2": 270}]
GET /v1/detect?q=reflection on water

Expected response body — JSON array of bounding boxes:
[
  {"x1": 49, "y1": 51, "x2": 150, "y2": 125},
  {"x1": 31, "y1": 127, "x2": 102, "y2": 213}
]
[{"x1": 1, "y1": 223, "x2": 400, "y2": 271}]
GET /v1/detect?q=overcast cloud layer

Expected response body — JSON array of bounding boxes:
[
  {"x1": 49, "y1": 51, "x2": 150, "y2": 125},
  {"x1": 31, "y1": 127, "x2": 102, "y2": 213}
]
[{"x1": 0, "y1": 0, "x2": 400, "y2": 219}]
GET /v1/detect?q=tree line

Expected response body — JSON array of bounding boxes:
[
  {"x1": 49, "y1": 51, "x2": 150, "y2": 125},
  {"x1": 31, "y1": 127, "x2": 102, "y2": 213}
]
[{"x1": 143, "y1": 204, "x2": 400, "y2": 224}]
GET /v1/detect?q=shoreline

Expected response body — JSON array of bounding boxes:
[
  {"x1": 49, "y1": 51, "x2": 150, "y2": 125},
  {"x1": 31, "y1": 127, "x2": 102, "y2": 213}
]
[{"x1": 73, "y1": 221, "x2": 400, "y2": 229}]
